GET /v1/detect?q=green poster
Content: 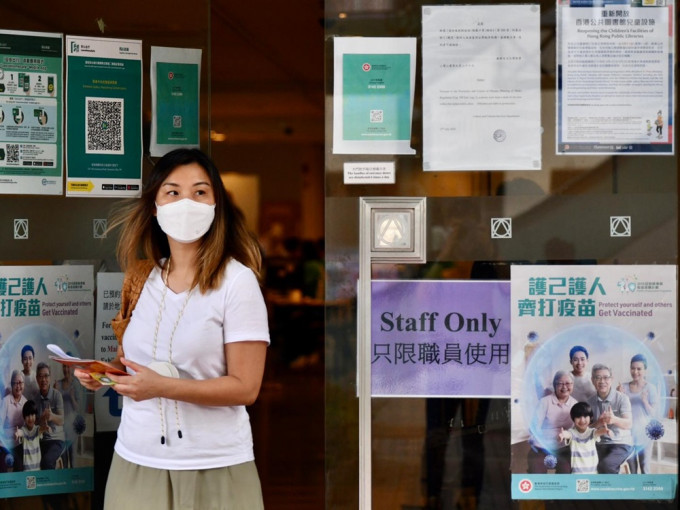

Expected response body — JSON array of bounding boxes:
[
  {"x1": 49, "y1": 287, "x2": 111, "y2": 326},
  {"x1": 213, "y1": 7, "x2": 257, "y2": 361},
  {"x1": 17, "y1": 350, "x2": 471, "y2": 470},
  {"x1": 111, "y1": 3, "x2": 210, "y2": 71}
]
[
  {"x1": 156, "y1": 62, "x2": 199, "y2": 145},
  {"x1": 65, "y1": 36, "x2": 142, "y2": 197},
  {"x1": 0, "y1": 30, "x2": 63, "y2": 195},
  {"x1": 342, "y1": 53, "x2": 411, "y2": 141},
  {"x1": 150, "y1": 47, "x2": 202, "y2": 157}
]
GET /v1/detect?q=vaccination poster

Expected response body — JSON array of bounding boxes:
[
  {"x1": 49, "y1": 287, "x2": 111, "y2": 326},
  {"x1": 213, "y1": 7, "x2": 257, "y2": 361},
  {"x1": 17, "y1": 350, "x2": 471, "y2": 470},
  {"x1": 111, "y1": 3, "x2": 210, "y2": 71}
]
[
  {"x1": 0, "y1": 29, "x2": 63, "y2": 195},
  {"x1": 65, "y1": 36, "x2": 142, "y2": 197},
  {"x1": 371, "y1": 280, "x2": 510, "y2": 397},
  {"x1": 556, "y1": 0, "x2": 675, "y2": 155},
  {"x1": 0, "y1": 265, "x2": 94, "y2": 497},
  {"x1": 511, "y1": 265, "x2": 677, "y2": 500}
]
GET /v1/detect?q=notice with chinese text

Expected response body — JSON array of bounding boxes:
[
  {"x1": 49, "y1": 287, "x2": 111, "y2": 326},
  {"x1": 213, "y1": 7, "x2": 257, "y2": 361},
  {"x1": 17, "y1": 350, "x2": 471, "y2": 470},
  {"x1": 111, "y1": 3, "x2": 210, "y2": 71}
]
[
  {"x1": 0, "y1": 30, "x2": 63, "y2": 195},
  {"x1": 422, "y1": 4, "x2": 542, "y2": 170},
  {"x1": 333, "y1": 37, "x2": 416, "y2": 155},
  {"x1": 556, "y1": 0, "x2": 674, "y2": 154},
  {"x1": 511, "y1": 265, "x2": 677, "y2": 500}
]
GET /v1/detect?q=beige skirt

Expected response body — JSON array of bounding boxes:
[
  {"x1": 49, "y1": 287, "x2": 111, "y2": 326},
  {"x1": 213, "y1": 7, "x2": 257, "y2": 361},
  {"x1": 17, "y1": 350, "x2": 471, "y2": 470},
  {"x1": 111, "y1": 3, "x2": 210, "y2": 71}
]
[{"x1": 104, "y1": 452, "x2": 264, "y2": 510}]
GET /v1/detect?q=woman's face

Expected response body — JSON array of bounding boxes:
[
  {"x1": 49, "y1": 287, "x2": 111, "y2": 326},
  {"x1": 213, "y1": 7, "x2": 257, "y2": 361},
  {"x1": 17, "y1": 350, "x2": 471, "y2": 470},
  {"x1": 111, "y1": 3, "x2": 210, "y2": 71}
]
[
  {"x1": 11, "y1": 376, "x2": 24, "y2": 399},
  {"x1": 155, "y1": 163, "x2": 215, "y2": 208},
  {"x1": 555, "y1": 376, "x2": 573, "y2": 400},
  {"x1": 630, "y1": 361, "x2": 646, "y2": 381},
  {"x1": 570, "y1": 351, "x2": 588, "y2": 376}
]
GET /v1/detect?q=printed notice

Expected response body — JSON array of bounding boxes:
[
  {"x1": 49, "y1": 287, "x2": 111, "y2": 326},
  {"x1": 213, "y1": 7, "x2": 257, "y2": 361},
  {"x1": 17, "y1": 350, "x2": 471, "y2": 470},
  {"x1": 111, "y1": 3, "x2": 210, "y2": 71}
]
[
  {"x1": 333, "y1": 37, "x2": 416, "y2": 155},
  {"x1": 372, "y1": 280, "x2": 510, "y2": 397},
  {"x1": 422, "y1": 5, "x2": 542, "y2": 170},
  {"x1": 556, "y1": 0, "x2": 675, "y2": 155},
  {"x1": 344, "y1": 162, "x2": 395, "y2": 184},
  {"x1": 0, "y1": 30, "x2": 63, "y2": 195},
  {"x1": 65, "y1": 36, "x2": 143, "y2": 197},
  {"x1": 150, "y1": 46, "x2": 201, "y2": 157}
]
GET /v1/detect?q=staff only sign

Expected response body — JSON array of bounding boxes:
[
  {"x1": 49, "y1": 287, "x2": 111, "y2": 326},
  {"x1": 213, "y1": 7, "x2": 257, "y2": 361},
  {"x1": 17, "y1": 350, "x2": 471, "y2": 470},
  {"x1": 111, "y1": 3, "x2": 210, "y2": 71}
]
[{"x1": 371, "y1": 280, "x2": 510, "y2": 397}]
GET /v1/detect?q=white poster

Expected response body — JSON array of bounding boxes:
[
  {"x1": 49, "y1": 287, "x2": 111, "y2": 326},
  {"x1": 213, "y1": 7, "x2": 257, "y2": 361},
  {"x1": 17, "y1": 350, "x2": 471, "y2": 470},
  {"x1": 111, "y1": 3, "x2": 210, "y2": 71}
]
[
  {"x1": 94, "y1": 272, "x2": 123, "y2": 432},
  {"x1": 556, "y1": 0, "x2": 675, "y2": 155},
  {"x1": 333, "y1": 37, "x2": 416, "y2": 155},
  {"x1": 422, "y1": 4, "x2": 542, "y2": 171}
]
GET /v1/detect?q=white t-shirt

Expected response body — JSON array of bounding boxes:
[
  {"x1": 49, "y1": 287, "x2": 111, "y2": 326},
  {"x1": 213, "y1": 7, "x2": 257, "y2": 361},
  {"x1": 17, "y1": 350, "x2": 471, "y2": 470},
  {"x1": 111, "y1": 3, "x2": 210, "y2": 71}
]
[{"x1": 114, "y1": 259, "x2": 270, "y2": 470}]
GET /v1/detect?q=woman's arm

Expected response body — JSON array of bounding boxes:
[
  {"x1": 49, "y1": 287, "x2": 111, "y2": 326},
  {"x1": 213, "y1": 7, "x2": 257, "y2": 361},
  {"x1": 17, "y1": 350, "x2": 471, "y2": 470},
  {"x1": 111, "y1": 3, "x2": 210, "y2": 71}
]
[{"x1": 108, "y1": 341, "x2": 267, "y2": 406}]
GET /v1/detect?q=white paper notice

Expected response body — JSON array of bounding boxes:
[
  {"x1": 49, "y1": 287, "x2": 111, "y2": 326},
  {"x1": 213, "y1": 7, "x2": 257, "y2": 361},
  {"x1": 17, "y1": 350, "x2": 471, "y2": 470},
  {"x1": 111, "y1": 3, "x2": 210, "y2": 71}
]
[
  {"x1": 422, "y1": 4, "x2": 542, "y2": 171},
  {"x1": 343, "y1": 161, "x2": 395, "y2": 184},
  {"x1": 556, "y1": 0, "x2": 674, "y2": 155}
]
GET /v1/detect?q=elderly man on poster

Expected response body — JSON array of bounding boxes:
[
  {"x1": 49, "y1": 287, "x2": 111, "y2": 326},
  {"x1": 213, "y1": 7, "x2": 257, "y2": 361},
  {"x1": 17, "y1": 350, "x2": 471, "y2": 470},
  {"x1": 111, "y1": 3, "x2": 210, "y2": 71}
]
[
  {"x1": 587, "y1": 363, "x2": 633, "y2": 474},
  {"x1": 33, "y1": 362, "x2": 65, "y2": 470}
]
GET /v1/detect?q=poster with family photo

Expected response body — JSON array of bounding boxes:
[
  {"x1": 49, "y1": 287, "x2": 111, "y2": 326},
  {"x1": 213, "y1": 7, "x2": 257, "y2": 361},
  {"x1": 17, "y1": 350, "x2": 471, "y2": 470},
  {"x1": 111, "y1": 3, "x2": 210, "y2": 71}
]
[
  {"x1": 510, "y1": 265, "x2": 677, "y2": 500},
  {"x1": 0, "y1": 265, "x2": 94, "y2": 498}
]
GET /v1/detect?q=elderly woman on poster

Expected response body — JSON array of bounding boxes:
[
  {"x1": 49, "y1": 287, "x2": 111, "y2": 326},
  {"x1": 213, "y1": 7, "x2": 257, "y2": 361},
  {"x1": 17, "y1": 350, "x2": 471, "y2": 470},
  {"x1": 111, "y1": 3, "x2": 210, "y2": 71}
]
[{"x1": 527, "y1": 370, "x2": 577, "y2": 474}]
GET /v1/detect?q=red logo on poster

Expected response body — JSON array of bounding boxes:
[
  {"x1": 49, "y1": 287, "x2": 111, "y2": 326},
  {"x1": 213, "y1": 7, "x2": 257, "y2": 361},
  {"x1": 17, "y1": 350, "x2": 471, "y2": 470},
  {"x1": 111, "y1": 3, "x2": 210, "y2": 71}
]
[
  {"x1": 518, "y1": 479, "x2": 533, "y2": 493},
  {"x1": 362, "y1": 63, "x2": 371, "y2": 72},
  {"x1": 168, "y1": 72, "x2": 174, "y2": 80}
]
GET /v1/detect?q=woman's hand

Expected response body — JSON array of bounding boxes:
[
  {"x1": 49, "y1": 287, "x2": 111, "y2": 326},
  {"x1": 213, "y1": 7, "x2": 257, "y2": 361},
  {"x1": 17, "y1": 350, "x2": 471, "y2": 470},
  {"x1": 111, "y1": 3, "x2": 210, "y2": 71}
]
[
  {"x1": 74, "y1": 368, "x2": 103, "y2": 391},
  {"x1": 108, "y1": 358, "x2": 165, "y2": 402}
]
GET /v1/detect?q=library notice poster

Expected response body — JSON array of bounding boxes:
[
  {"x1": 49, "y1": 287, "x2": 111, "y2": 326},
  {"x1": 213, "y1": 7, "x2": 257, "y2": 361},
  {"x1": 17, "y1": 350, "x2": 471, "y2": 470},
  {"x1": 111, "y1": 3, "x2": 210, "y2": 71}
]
[
  {"x1": 94, "y1": 272, "x2": 123, "y2": 433},
  {"x1": 371, "y1": 280, "x2": 510, "y2": 397},
  {"x1": 65, "y1": 36, "x2": 142, "y2": 197},
  {"x1": 0, "y1": 30, "x2": 63, "y2": 195},
  {"x1": 511, "y1": 265, "x2": 677, "y2": 500},
  {"x1": 333, "y1": 37, "x2": 416, "y2": 155},
  {"x1": 0, "y1": 265, "x2": 94, "y2": 497},
  {"x1": 150, "y1": 46, "x2": 201, "y2": 157},
  {"x1": 422, "y1": 4, "x2": 542, "y2": 171},
  {"x1": 557, "y1": 0, "x2": 675, "y2": 155}
]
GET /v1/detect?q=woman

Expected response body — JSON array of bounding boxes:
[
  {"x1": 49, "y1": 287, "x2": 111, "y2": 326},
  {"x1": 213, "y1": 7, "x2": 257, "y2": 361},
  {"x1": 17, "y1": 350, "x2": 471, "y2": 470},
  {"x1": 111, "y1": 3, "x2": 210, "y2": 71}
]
[
  {"x1": 1, "y1": 371, "x2": 28, "y2": 471},
  {"x1": 74, "y1": 149, "x2": 269, "y2": 509},
  {"x1": 568, "y1": 345, "x2": 596, "y2": 402},
  {"x1": 54, "y1": 364, "x2": 80, "y2": 468},
  {"x1": 618, "y1": 354, "x2": 657, "y2": 474},
  {"x1": 528, "y1": 371, "x2": 577, "y2": 474}
]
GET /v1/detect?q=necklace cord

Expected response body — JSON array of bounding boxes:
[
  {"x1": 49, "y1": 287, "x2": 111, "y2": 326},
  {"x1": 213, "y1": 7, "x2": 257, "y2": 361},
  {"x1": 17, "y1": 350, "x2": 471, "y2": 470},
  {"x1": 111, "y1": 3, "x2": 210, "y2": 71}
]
[{"x1": 152, "y1": 257, "x2": 191, "y2": 444}]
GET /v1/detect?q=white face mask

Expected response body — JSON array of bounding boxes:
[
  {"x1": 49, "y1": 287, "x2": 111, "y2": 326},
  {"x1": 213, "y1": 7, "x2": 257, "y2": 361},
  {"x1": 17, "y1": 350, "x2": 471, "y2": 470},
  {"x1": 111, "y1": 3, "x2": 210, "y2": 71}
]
[{"x1": 155, "y1": 199, "x2": 216, "y2": 243}]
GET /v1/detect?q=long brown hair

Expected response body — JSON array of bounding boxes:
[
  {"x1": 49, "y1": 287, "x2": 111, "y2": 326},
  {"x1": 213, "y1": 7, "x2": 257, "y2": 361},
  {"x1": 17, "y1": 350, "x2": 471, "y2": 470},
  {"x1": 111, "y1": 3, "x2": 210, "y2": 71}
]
[{"x1": 110, "y1": 149, "x2": 262, "y2": 293}]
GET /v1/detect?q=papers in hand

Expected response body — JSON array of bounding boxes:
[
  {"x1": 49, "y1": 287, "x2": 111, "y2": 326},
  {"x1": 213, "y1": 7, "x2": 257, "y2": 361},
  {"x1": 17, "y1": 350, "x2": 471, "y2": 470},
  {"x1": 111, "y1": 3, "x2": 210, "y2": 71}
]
[{"x1": 46, "y1": 344, "x2": 127, "y2": 385}]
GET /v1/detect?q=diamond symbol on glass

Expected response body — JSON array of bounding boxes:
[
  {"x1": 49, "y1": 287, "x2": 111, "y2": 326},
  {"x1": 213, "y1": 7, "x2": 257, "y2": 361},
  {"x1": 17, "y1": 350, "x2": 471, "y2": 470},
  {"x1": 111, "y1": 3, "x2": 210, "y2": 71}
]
[
  {"x1": 610, "y1": 216, "x2": 631, "y2": 237},
  {"x1": 491, "y1": 218, "x2": 512, "y2": 239},
  {"x1": 93, "y1": 218, "x2": 108, "y2": 239},
  {"x1": 374, "y1": 211, "x2": 411, "y2": 249},
  {"x1": 14, "y1": 218, "x2": 29, "y2": 239}
]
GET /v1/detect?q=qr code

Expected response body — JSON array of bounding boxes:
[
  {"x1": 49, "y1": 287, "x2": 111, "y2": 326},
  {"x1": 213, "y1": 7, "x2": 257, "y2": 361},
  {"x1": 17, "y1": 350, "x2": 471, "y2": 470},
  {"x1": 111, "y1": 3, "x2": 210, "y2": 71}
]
[
  {"x1": 576, "y1": 479, "x2": 590, "y2": 493},
  {"x1": 26, "y1": 475, "x2": 37, "y2": 490},
  {"x1": 173, "y1": 115, "x2": 182, "y2": 128},
  {"x1": 6, "y1": 144, "x2": 19, "y2": 163},
  {"x1": 85, "y1": 97, "x2": 124, "y2": 154},
  {"x1": 370, "y1": 109, "x2": 384, "y2": 123}
]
